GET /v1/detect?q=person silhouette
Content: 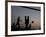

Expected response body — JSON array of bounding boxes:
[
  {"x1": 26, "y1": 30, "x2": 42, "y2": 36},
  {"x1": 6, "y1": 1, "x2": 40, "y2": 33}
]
[
  {"x1": 16, "y1": 16, "x2": 20, "y2": 30},
  {"x1": 28, "y1": 21, "x2": 34, "y2": 30},
  {"x1": 25, "y1": 16, "x2": 29, "y2": 29},
  {"x1": 11, "y1": 22, "x2": 16, "y2": 31}
]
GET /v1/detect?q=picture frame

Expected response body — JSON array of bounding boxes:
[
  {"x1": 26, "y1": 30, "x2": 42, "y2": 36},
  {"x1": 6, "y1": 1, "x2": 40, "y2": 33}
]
[{"x1": 5, "y1": 0, "x2": 45, "y2": 36}]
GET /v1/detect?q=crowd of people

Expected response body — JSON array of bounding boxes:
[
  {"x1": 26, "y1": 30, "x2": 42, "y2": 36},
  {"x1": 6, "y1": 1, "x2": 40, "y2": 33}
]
[{"x1": 11, "y1": 16, "x2": 34, "y2": 31}]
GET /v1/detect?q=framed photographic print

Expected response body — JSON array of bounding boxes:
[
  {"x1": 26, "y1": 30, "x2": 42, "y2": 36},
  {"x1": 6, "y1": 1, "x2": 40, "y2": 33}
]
[{"x1": 5, "y1": 1, "x2": 45, "y2": 36}]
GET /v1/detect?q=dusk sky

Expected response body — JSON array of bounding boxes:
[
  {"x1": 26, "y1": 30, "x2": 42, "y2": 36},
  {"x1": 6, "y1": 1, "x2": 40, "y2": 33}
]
[{"x1": 11, "y1": 6, "x2": 41, "y2": 29}]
